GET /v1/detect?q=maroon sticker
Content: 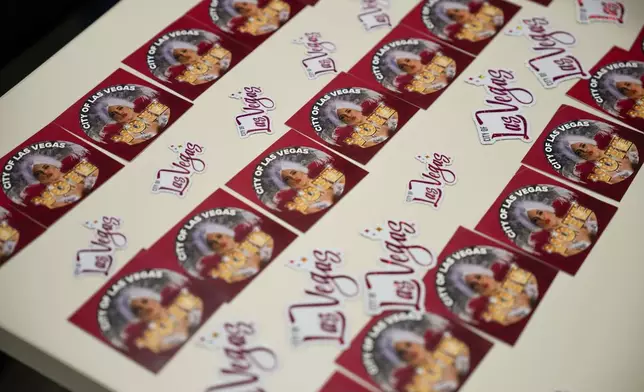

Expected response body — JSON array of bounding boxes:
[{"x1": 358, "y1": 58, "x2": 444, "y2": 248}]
[
  {"x1": 432, "y1": 226, "x2": 557, "y2": 345},
  {"x1": 567, "y1": 46, "x2": 644, "y2": 133},
  {"x1": 122, "y1": 15, "x2": 250, "y2": 101},
  {"x1": 400, "y1": 0, "x2": 520, "y2": 56},
  {"x1": 526, "y1": 0, "x2": 552, "y2": 5},
  {"x1": 187, "y1": 0, "x2": 306, "y2": 49},
  {"x1": 627, "y1": 25, "x2": 644, "y2": 60},
  {"x1": 146, "y1": 188, "x2": 296, "y2": 301},
  {"x1": 522, "y1": 104, "x2": 643, "y2": 201},
  {"x1": 295, "y1": 0, "x2": 318, "y2": 4},
  {"x1": 349, "y1": 24, "x2": 474, "y2": 110},
  {"x1": 0, "y1": 123, "x2": 123, "y2": 227},
  {"x1": 336, "y1": 310, "x2": 492, "y2": 392},
  {"x1": 475, "y1": 166, "x2": 617, "y2": 275},
  {"x1": 69, "y1": 251, "x2": 223, "y2": 373},
  {"x1": 318, "y1": 372, "x2": 372, "y2": 391},
  {"x1": 286, "y1": 72, "x2": 419, "y2": 164},
  {"x1": 226, "y1": 130, "x2": 368, "y2": 232},
  {"x1": 0, "y1": 201, "x2": 44, "y2": 266},
  {"x1": 54, "y1": 69, "x2": 192, "y2": 161}
]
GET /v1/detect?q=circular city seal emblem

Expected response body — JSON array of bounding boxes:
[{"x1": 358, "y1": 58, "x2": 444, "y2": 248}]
[
  {"x1": 498, "y1": 184, "x2": 598, "y2": 257},
  {"x1": 309, "y1": 86, "x2": 399, "y2": 149},
  {"x1": 146, "y1": 29, "x2": 232, "y2": 85},
  {"x1": 252, "y1": 147, "x2": 346, "y2": 215},
  {"x1": 589, "y1": 60, "x2": 644, "y2": 120},
  {"x1": 543, "y1": 119, "x2": 639, "y2": 185},
  {"x1": 174, "y1": 207, "x2": 274, "y2": 282},
  {"x1": 371, "y1": 38, "x2": 456, "y2": 95},
  {"x1": 97, "y1": 268, "x2": 204, "y2": 354},
  {"x1": 1, "y1": 141, "x2": 99, "y2": 209},
  {"x1": 436, "y1": 245, "x2": 538, "y2": 326},
  {"x1": 421, "y1": 0, "x2": 505, "y2": 43},
  {"x1": 361, "y1": 311, "x2": 471, "y2": 392},
  {"x1": 208, "y1": 0, "x2": 292, "y2": 36},
  {"x1": 79, "y1": 84, "x2": 170, "y2": 146}
]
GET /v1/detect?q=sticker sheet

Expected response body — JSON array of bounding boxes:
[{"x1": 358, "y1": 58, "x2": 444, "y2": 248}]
[
  {"x1": 504, "y1": 17, "x2": 590, "y2": 89},
  {"x1": 122, "y1": 15, "x2": 250, "y2": 101},
  {"x1": 360, "y1": 219, "x2": 436, "y2": 316},
  {"x1": 400, "y1": 0, "x2": 521, "y2": 56},
  {"x1": 431, "y1": 226, "x2": 557, "y2": 345},
  {"x1": 465, "y1": 68, "x2": 535, "y2": 144},
  {"x1": 75, "y1": 216, "x2": 128, "y2": 276},
  {"x1": 567, "y1": 46, "x2": 644, "y2": 133},
  {"x1": 575, "y1": 0, "x2": 625, "y2": 25},
  {"x1": 230, "y1": 86, "x2": 277, "y2": 138},
  {"x1": 54, "y1": 69, "x2": 192, "y2": 161},
  {"x1": 226, "y1": 129, "x2": 368, "y2": 232},
  {"x1": 293, "y1": 32, "x2": 339, "y2": 80},
  {"x1": 348, "y1": 24, "x2": 474, "y2": 110},
  {"x1": 318, "y1": 371, "x2": 373, "y2": 391},
  {"x1": 69, "y1": 250, "x2": 222, "y2": 373},
  {"x1": 286, "y1": 72, "x2": 419, "y2": 164},
  {"x1": 475, "y1": 166, "x2": 617, "y2": 275},
  {"x1": 337, "y1": 310, "x2": 492, "y2": 392},
  {"x1": 187, "y1": 0, "x2": 306, "y2": 50},
  {"x1": 286, "y1": 248, "x2": 360, "y2": 348},
  {"x1": 0, "y1": 123, "x2": 123, "y2": 227},
  {"x1": 0, "y1": 201, "x2": 44, "y2": 266},
  {"x1": 406, "y1": 152, "x2": 458, "y2": 209},
  {"x1": 151, "y1": 142, "x2": 207, "y2": 198},
  {"x1": 146, "y1": 188, "x2": 296, "y2": 300},
  {"x1": 522, "y1": 104, "x2": 644, "y2": 201},
  {"x1": 358, "y1": 0, "x2": 392, "y2": 32}
]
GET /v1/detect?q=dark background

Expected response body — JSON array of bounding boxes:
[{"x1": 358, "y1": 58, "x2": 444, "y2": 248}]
[{"x1": 0, "y1": 0, "x2": 120, "y2": 96}]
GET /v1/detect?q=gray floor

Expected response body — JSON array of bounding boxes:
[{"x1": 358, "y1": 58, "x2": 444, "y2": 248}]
[{"x1": 0, "y1": 355, "x2": 68, "y2": 392}]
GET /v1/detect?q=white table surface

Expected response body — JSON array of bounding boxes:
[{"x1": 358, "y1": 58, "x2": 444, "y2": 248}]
[{"x1": 1, "y1": 0, "x2": 643, "y2": 391}]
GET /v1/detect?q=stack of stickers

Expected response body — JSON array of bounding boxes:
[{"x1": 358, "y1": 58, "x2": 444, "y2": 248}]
[
  {"x1": 4, "y1": 1, "x2": 643, "y2": 391},
  {"x1": 63, "y1": 0, "x2": 525, "y2": 378},
  {"x1": 0, "y1": 0, "x2": 312, "y2": 265}
]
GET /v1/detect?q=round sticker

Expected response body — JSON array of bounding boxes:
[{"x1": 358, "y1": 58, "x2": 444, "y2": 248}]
[
  {"x1": 0, "y1": 207, "x2": 19, "y2": 263},
  {"x1": 147, "y1": 29, "x2": 232, "y2": 85},
  {"x1": 208, "y1": 0, "x2": 292, "y2": 36},
  {"x1": 435, "y1": 245, "x2": 538, "y2": 326},
  {"x1": 79, "y1": 84, "x2": 170, "y2": 146},
  {"x1": 589, "y1": 60, "x2": 644, "y2": 120},
  {"x1": 371, "y1": 38, "x2": 456, "y2": 95},
  {"x1": 1, "y1": 141, "x2": 99, "y2": 209},
  {"x1": 498, "y1": 184, "x2": 598, "y2": 257},
  {"x1": 543, "y1": 119, "x2": 640, "y2": 185},
  {"x1": 97, "y1": 269, "x2": 203, "y2": 354},
  {"x1": 174, "y1": 207, "x2": 274, "y2": 282},
  {"x1": 421, "y1": 0, "x2": 505, "y2": 43},
  {"x1": 361, "y1": 311, "x2": 471, "y2": 392},
  {"x1": 252, "y1": 147, "x2": 345, "y2": 215},
  {"x1": 309, "y1": 87, "x2": 399, "y2": 149}
]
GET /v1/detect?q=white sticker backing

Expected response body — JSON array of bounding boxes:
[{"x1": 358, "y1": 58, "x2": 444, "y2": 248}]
[
  {"x1": 151, "y1": 142, "x2": 206, "y2": 197},
  {"x1": 230, "y1": 86, "x2": 276, "y2": 138},
  {"x1": 75, "y1": 216, "x2": 127, "y2": 276},
  {"x1": 293, "y1": 33, "x2": 339, "y2": 80},
  {"x1": 465, "y1": 68, "x2": 536, "y2": 144}
]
